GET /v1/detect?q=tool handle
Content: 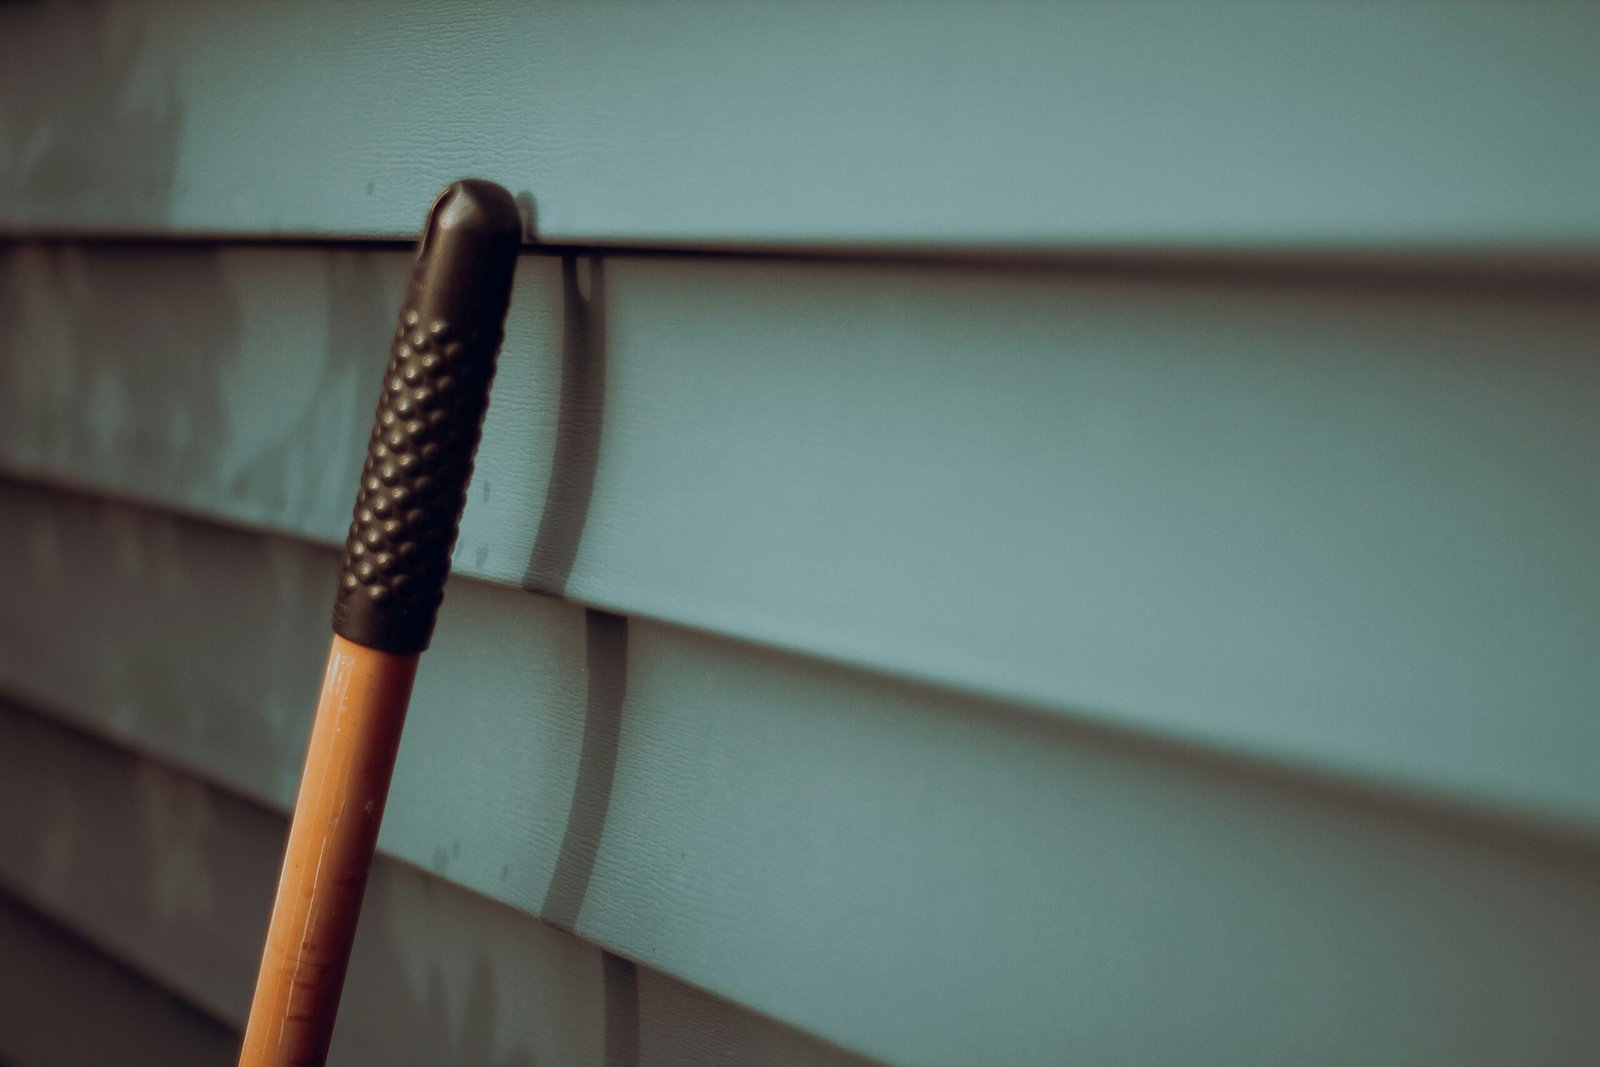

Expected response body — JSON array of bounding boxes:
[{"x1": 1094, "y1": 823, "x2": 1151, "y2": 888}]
[
  {"x1": 240, "y1": 180, "x2": 519, "y2": 1067},
  {"x1": 332, "y1": 179, "x2": 521, "y2": 654},
  {"x1": 238, "y1": 638, "x2": 417, "y2": 1067}
]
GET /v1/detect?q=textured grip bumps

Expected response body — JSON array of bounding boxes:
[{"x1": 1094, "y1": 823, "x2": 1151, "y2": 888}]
[{"x1": 332, "y1": 180, "x2": 521, "y2": 653}]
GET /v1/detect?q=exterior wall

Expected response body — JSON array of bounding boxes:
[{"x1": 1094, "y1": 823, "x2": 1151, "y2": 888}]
[
  {"x1": 1, "y1": 2, "x2": 1597, "y2": 1064},
  {"x1": 0, "y1": 888, "x2": 236, "y2": 1067},
  {"x1": 5, "y1": 1, "x2": 1600, "y2": 249}
]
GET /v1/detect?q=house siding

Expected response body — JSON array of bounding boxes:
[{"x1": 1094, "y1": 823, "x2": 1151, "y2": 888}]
[{"x1": 2, "y1": 2, "x2": 1598, "y2": 1064}]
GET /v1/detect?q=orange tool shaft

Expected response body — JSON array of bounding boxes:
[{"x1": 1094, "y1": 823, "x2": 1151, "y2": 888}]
[
  {"x1": 239, "y1": 180, "x2": 520, "y2": 1067},
  {"x1": 238, "y1": 638, "x2": 416, "y2": 1066}
]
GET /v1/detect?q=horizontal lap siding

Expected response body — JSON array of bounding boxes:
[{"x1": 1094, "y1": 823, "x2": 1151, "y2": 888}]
[
  {"x1": 3, "y1": 482, "x2": 1599, "y2": 1065},
  {"x1": 3, "y1": 244, "x2": 1598, "y2": 829},
  {"x1": 0, "y1": 890, "x2": 236, "y2": 1067},
  {"x1": 8, "y1": 3, "x2": 1599, "y2": 1063},
  {"x1": 0, "y1": 702, "x2": 875, "y2": 1067},
  {"x1": 1, "y1": 1, "x2": 1599, "y2": 250}
]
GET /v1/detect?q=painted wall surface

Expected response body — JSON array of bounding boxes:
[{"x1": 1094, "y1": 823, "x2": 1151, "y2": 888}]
[
  {"x1": 3, "y1": 1, "x2": 1600, "y2": 250},
  {"x1": 2, "y1": 1, "x2": 1599, "y2": 1064},
  {"x1": 0, "y1": 890, "x2": 236, "y2": 1067},
  {"x1": 3, "y1": 482, "x2": 1600, "y2": 1066},
  {"x1": 0, "y1": 700, "x2": 874, "y2": 1067},
  {"x1": 2, "y1": 245, "x2": 1597, "y2": 830}
]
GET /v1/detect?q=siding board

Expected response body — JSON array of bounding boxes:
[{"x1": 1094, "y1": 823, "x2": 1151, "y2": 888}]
[
  {"x1": 0, "y1": 701, "x2": 877, "y2": 1067},
  {"x1": 3, "y1": 244, "x2": 1598, "y2": 827},
  {"x1": 3, "y1": 1, "x2": 1600, "y2": 251},
  {"x1": 3, "y1": 483, "x2": 1599, "y2": 1065},
  {"x1": 0, "y1": 890, "x2": 236, "y2": 1067}
]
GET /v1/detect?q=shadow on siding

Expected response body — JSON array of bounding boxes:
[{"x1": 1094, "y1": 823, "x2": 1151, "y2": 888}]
[
  {"x1": 515, "y1": 253, "x2": 642, "y2": 1065},
  {"x1": 0, "y1": 0, "x2": 181, "y2": 223},
  {"x1": 524, "y1": 254, "x2": 608, "y2": 597}
]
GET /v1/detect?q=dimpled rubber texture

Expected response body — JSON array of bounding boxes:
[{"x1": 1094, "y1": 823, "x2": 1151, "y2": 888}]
[{"x1": 332, "y1": 180, "x2": 521, "y2": 653}]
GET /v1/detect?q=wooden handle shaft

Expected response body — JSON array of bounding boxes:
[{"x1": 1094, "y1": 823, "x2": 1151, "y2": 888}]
[
  {"x1": 240, "y1": 179, "x2": 517, "y2": 1064},
  {"x1": 239, "y1": 636, "x2": 418, "y2": 1067}
]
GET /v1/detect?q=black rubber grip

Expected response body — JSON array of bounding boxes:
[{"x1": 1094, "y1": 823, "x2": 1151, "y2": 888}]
[{"x1": 332, "y1": 179, "x2": 521, "y2": 653}]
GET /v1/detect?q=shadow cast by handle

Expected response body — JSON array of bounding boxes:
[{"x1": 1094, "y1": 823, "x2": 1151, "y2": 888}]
[
  {"x1": 518, "y1": 253, "x2": 639, "y2": 1065},
  {"x1": 523, "y1": 255, "x2": 606, "y2": 599}
]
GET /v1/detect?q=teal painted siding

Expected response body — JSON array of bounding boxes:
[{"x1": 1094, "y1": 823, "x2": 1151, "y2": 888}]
[
  {"x1": 0, "y1": 699, "x2": 875, "y2": 1067},
  {"x1": 3, "y1": 481, "x2": 1600, "y2": 1065},
  {"x1": 0, "y1": 890, "x2": 236, "y2": 1067},
  {"x1": 3, "y1": 1, "x2": 1599, "y2": 1063},
  {"x1": 3, "y1": 245, "x2": 1596, "y2": 829},
  {"x1": 4, "y1": 1, "x2": 1600, "y2": 250}
]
